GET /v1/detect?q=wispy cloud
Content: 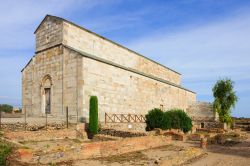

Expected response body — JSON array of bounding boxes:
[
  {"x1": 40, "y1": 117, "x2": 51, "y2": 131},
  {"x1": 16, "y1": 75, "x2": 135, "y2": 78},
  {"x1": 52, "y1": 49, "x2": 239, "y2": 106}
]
[
  {"x1": 0, "y1": 0, "x2": 113, "y2": 106},
  {"x1": 0, "y1": 0, "x2": 113, "y2": 50},
  {"x1": 126, "y1": 8, "x2": 250, "y2": 116},
  {"x1": 127, "y1": 9, "x2": 250, "y2": 89}
]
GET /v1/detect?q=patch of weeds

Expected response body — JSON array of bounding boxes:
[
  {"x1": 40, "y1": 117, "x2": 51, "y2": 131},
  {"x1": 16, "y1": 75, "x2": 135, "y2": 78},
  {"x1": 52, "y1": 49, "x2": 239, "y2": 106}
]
[
  {"x1": 49, "y1": 162, "x2": 57, "y2": 166},
  {"x1": 0, "y1": 140, "x2": 12, "y2": 166},
  {"x1": 46, "y1": 144, "x2": 50, "y2": 149},
  {"x1": 72, "y1": 139, "x2": 82, "y2": 143},
  {"x1": 19, "y1": 140, "x2": 38, "y2": 145},
  {"x1": 180, "y1": 153, "x2": 208, "y2": 165},
  {"x1": 0, "y1": 131, "x2": 4, "y2": 137},
  {"x1": 154, "y1": 145, "x2": 184, "y2": 151},
  {"x1": 96, "y1": 151, "x2": 149, "y2": 164},
  {"x1": 21, "y1": 146, "x2": 30, "y2": 149}
]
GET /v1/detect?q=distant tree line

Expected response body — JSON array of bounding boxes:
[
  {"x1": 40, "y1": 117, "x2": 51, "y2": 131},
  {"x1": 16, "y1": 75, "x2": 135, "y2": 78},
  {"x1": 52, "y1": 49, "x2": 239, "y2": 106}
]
[{"x1": 0, "y1": 104, "x2": 13, "y2": 113}]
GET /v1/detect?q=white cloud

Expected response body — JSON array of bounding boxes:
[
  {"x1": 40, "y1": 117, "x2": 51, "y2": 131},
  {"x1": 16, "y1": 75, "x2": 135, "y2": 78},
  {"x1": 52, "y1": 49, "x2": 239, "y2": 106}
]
[
  {"x1": 127, "y1": 9, "x2": 250, "y2": 97},
  {"x1": 0, "y1": 0, "x2": 113, "y2": 50}
]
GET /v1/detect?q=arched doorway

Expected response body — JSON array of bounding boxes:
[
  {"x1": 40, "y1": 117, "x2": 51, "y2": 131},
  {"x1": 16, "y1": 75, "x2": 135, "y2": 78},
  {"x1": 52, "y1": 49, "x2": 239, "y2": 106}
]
[{"x1": 41, "y1": 75, "x2": 52, "y2": 114}]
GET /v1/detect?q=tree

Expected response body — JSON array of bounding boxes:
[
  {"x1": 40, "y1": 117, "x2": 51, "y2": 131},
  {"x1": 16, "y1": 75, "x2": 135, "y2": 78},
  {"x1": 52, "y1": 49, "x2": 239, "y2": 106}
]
[
  {"x1": 212, "y1": 78, "x2": 238, "y2": 124},
  {"x1": 0, "y1": 104, "x2": 13, "y2": 113},
  {"x1": 89, "y1": 96, "x2": 98, "y2": 135}
]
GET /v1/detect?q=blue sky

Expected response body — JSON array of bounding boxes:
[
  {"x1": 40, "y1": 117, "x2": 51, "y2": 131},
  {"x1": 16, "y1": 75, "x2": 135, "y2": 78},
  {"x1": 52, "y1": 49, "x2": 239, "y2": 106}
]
[{"x1": 0, "y1": 0, "x2": 249, "y2": 117}]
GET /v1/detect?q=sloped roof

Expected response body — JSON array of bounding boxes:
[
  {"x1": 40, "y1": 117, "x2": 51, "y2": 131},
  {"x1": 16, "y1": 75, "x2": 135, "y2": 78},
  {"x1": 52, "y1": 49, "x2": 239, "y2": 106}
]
[
  {"x1": 22, "y1": 43, "x2": 195, "y2": 94},
  {"x1": 34, "y1": 15, "x2": 181, "y2": 75}
]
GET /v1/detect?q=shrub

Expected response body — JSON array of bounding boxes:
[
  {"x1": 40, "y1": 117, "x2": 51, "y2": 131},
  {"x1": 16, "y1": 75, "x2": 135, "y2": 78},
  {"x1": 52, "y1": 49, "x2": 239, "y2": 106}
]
[
  {"x1": 145, "y1": 108, "x2": 164, "y2": 131},
  {"x1": 0, "y1": 104, "x2": 13, "y2": 113},
  {"x1": 171, "y1": 109, "x2": 193, "y2": 133},
  {"x1": 161, "y1": 112, "x2": 172, "y2": 130},
  {"x1": 145, "y1": 108, "x2": 192, "y2": 133},
  {"x1": 89, "y1": 96, "x2": 98, "y2": 135}
]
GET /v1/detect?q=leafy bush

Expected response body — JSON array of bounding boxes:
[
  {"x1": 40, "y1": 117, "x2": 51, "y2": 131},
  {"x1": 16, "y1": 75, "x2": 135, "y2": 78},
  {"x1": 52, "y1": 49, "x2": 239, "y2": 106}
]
[
  {"x1": 170, "y1": 109, "x2": 193, "y2": 133},
  {"x1": 145, "y1": 108, "x2": 164, "y2": 131},
  {"x1": 0, "y1": 140, "x2": 12, "y2": 166},
  {"x1": 0, "y1": 104, "x2": 13, "y2": 113},
  {"x1": 145, "y1": 108, "x2": 192, "y2": 133},
  {"x1": 89, "y1": 96, "x2": 98, "y2": 135}
]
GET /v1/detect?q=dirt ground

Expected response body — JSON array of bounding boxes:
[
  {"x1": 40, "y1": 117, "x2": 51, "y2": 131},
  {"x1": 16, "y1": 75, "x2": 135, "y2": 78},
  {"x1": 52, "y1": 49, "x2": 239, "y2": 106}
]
[
  {"x1": 73, "y1": 133, "x2": 250, "y2": 166},
  {"x1": 73, "y1": 144, "x2": 203, "y2": 166},
  {"x1": 4, "y1": 130, "x2": 250, "y2": 166},
  {"x1": 185, "y1": 132, "x2": 250, "y2": 166}
]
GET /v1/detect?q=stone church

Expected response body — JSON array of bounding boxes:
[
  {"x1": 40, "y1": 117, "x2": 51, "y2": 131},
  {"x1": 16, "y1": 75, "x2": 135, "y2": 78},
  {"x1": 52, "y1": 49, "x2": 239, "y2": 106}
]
[{"x1": 22, "y1": 15, "x2": 212, "y2": 125}]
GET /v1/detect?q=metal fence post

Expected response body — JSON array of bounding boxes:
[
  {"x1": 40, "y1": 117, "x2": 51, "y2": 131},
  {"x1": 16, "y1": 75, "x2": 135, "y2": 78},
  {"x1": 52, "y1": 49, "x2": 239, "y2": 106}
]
[
  {"x1": 76, "y1": 107, "x2": 78, "y2": 124},
  {"x1": 66, "y1": 107, "x2": 69, "y2": 129}
]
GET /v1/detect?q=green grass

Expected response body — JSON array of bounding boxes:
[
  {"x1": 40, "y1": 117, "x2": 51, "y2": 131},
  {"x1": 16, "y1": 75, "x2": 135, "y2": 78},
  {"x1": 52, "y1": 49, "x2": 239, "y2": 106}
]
[{"x1": 0, "y1": 140, "x2": 12, "y2": 166}]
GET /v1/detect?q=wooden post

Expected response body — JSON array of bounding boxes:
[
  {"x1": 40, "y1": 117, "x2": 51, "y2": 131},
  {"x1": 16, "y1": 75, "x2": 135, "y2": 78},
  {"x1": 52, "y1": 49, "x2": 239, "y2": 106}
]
[
  {"x1": 66, "y1": 107, "x2": 69, "y2": 129},
  {"x1": 24, "y1": 106, "x2": 27, "y2": 130},
  {"x1": 76, "y1": 108, "x2": 78, "y2": 124},
  {"x1": 45, "y1": 110, "x2": 48, "y2": 130},
  {"x1": 105, "y1": 113, "x2": 107, "y2": 124},
  {"x1": 0, "y1": 110, "x2": 2, "y2": 130}
]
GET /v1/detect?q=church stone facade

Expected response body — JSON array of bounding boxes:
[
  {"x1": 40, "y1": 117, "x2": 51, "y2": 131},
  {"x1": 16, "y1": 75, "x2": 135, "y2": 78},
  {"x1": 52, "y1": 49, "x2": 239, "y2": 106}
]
[{"x1": 22, "y1": 15, "x2": 197, "y2": 122}]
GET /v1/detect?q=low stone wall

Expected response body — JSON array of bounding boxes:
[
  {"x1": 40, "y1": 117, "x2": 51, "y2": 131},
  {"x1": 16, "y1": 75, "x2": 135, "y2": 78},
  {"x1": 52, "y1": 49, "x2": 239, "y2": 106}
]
[
  {"x1": 101, "y1": 123, "x2": 146, "y2": 132},
  {"x1": 11, "y1": 135, "x2": 172, "y2": 165},
  {"x1": 1, "y1": 113, "x2": 23, "y2": 118},
  {"x1": 80, "y1": 136, "x2": 171, "y2": 159},
  {"x1": 4, "y1": 129, "x2": 77, "y2": 142},
  {"x1": 99, "y1": 128, "x2": 146, "y2": 138},
  {"x1": 0, "y1": 122, "x2": 68, "y2": 131},
  {"x1": 193, "y1": 121, "x2": 221, "y2": 129}
]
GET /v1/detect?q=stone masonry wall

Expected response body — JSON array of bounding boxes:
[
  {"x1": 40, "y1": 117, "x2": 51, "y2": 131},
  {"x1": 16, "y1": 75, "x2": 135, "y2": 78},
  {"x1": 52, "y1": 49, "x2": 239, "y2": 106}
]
[
  {"x1": 22, "y1": 46, "x2": 82, "y2": 118},
  {"x1": 186, "y1": 102, "x2": 218, "y2": 128},
  {"x1": 27, "y1": 46, "x2": 63, "y2": 116},
  {"x1": 78, "y1": 49, "x2": 196, "y2": 121},
  {"x1": 22, "y1": 60, "x2": 33, "y2": 114},
  {"x1": 62, "y1": 21, "x2": 181, "y2": 85},
  {"x1": 186, "y1": 102, "x2": 216, "y2": 120},
  {"x1": 23, "y1": 15, "x2": 196, "y2": 123},
  {"x1": 62, "y1": 48, "x2": 83, "y2": 118},
  {"x1": 35, "y1": 16, "x2": 63, "y2": 52}
]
